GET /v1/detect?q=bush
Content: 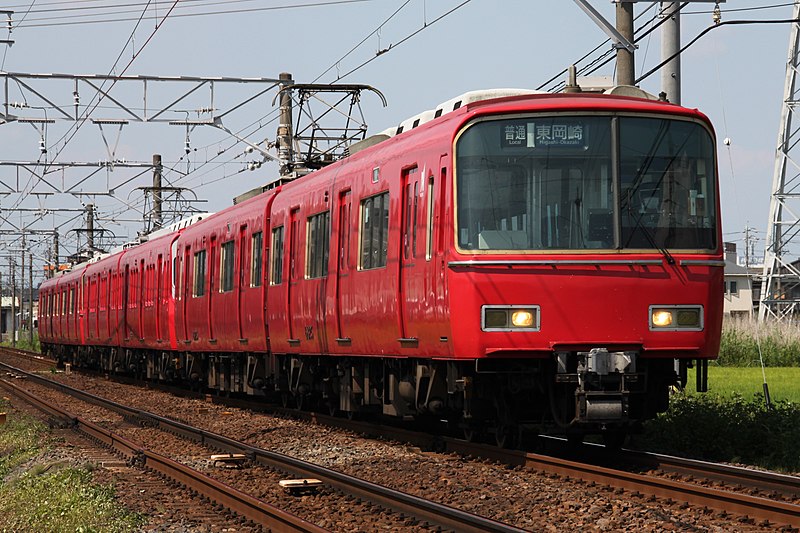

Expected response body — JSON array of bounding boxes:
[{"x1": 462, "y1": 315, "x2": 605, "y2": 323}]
[
  {"x1": 718, "y1": 316, "x2": 800, "y2": 367},
  {"x1": 637, "y1": 392, "x2": 800, "y2": 472}
]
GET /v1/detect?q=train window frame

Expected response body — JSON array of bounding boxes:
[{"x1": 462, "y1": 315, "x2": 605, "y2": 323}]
[
  {"x1": 359, "y1": 190, "x2": 390, "y2": 270},
  {"x1": 270, "y1": 226, "x2": 284, "y2": 285},
  {"x1": 452, "y1": 112, "x2": 718, "y2": 254},
  {"x1": 193, "y1": 249, "x2": 207, "y2": 297},
  {"x1": 306, "y1": 210, "x2": 331, "y2": 279},
  {"x1": 251, "y1": 231, "x2": 263, "y2": 287},
  {"x1": 426, "y1": 175, "x2": 434, "y2": 261},
  {"x1": 220, "y1": 240, "x2": 235, "y2": 292}
]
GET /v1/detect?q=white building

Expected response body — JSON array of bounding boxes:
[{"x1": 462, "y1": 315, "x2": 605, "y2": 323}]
[{"x1": 723, "y1": 242, "x2": 753, "y2": 317}]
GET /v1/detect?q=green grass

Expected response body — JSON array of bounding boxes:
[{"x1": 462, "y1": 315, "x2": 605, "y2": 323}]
[
  {"x1": 688, "y1": 365, "x2": 800, "y2": 403},
  {"x1": 0, "y1": 401, "x2": 142, "y2": 531},
  {"x1": 0, "y1": 400, "x2": 46, "y2": 479},
  {"x1": 719, "y1": 317, "x2": 800, "y2": 366},
  {"x1": 0, "y1": 333, "x2": 41, "y2": 353}
]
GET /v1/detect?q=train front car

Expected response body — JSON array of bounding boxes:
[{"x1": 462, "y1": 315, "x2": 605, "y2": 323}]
[{"x1": 448, "y1": 93, "x2": 722, "y2": 445}]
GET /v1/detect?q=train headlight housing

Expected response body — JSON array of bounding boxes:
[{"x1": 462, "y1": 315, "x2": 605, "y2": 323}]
[
  {"x1": 482, "y1": 305, "x2": 540, "y2": 331},
  {"x1": 649, "y1": 305, "x2": 703, "y2": 331}
]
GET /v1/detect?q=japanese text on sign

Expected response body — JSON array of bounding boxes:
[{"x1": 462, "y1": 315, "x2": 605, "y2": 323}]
[{"x1": 501, "y1": 121, "x2": 586, "y2": 148}]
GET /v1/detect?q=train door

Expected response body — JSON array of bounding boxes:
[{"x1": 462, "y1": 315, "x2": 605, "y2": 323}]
[
  {"x1": 238, "y1": 224, "x2": 247, "y2": 341},
  {"x1": 123, "y1": 265, "x2": 129, "y2": 341},
  {"x1": 399, "y1": 166, "x2": 419, "y2": 343},
  {"x1": 335, "y1": 190, "x2": 352, "y2": 344},
  {"x1": 156, "y1": 254, "x2": 163, "y2": 341},
  {"x1": 287, "y1": 207, "x2": 300, "y2": 344},
  {"x1": 138, "y1": 259, "x2": 145, "y2": 340},
  {"x1": 434, "y1": 162, "x2": 449, "y2": 334},
  {"x1": 182, "y1": 246, "x2": 191, "y2": 343},
  {"x1": 209, "y1": 235, "x2": 218, "y2": 342}
]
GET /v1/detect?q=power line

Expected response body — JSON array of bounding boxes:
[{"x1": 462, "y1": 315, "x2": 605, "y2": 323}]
[{"x1": 16, "y1": 0, "x2": 376, "y2": 29}]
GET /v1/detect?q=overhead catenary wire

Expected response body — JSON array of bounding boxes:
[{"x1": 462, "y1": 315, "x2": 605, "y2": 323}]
[{"x1": 14, "y1": 0, "x2": 377, "y2": 29}]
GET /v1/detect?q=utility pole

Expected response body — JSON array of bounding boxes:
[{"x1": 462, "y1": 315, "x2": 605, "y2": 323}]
[
  {"x1": 20, "y1": 233, "x2": 25, "y2": 340},
  {"x1": 10, "y1": 257, "x2": 15, "y2": 347},
  {"x1": 53, "y1": 230, "x2": 59, "y2": 275},
  {"x1": 660, "y1": 1, "x2": 681, "y2": 104},
  {"x1": 86, "y1": 203, "x2": 95, "y2": 253},
  {"x1": 278, "y1": 72, "x2": 294, "y2": 177},
  {"x1": 615, "y1": 1, "x2": 636, "y2": 86},
  {"x1": 152, "y1": 154, "x2": 163, "y2": 231},
  {"x1": 28, "y1": 251, "x2": 33, "y2": 344}
]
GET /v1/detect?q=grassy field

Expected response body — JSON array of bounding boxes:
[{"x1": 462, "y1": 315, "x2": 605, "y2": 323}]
[
  {"x1": 0, "y1": 398, "x2": 142, "y2": 531},
  {"x1": 687, "y1": 365, "x2": 800, "y2": 404}
]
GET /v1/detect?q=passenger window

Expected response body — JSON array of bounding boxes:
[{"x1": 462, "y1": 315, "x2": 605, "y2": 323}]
[
  {"x1": 360, "y1": 191, "x2": 389, "y2": 269},
  {"x1": 193, "y1": 250, "x2": 207, "y2": 297},
  {"x1": 251, "y1": 231, "x2": 263, "y2": 287},
  {"x1": 220, "y1": 240, "x2": 235, "y2": 292},
  {"x1": 306, "y1": 211, "x2": 330, "y2": 279},
  {"x1": 271, "y1": 226, "x2": 284, "y2": 285}
]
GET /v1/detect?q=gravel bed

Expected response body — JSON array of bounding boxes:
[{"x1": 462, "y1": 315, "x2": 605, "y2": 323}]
[
  {"x1": 11, "y1": 378, "x2": 437, "y2": 532},
  {"x1": 35, "y1": 371, "x2": 790, "y2": 532}
]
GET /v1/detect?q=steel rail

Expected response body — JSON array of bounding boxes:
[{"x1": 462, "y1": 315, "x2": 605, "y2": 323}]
[
  {"x1": 0, "y1": 377, "x2": 325, "y2": 533},
  {"x1": 0, "y1": 361, "x2": 527, "y2": 533},
  {"x1": 442, "y1": 439, "x2": 800, "y2": 528},
  {"x1": 8, "y1": 349, "x2": 795, "y2": 526}
]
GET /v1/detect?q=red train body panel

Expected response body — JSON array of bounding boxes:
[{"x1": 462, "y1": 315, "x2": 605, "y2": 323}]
[{"x1": 39, "y1": 91, "x2": 724, "y2": 443}]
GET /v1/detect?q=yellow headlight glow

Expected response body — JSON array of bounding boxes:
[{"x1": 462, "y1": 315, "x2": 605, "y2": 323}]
[
  {"x1": 651, "y1": 310, "x2": 673, "y2": 327},
  {"x1": 511, "y1": 310, "x2": 534, "y2": 328}
]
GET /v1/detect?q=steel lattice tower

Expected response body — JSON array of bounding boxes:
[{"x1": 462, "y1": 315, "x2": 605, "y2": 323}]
[{"x1": 760, "y1": 1, "x2": 800, "y2": 320}]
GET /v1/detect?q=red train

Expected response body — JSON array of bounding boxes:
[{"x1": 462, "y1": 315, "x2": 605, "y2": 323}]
[{"x1": 38, "y1": 88, "x2": 723, "y2": 446}]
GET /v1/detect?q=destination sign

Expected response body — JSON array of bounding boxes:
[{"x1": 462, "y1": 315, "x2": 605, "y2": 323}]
[{"x1": 501, "y1": 120, "x2": 587, "y2": 149}]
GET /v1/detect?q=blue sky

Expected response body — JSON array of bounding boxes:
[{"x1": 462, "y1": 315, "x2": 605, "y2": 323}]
[{"x1": 0, "y1": 0, "x2": 792, "y2": 271}]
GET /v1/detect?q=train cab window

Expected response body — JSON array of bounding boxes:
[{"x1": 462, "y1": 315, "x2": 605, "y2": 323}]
[
  {"x1": 455, "y1": 115, "x2": 717, "y2": 252},
  {"x1": 193, "y1": 249, "x2": 207, "y2": 297},
  {"x1": 306, "y1": 211, "x2": 330, "y2": 279},
  {"x1": 220, "y1": 240, "x2": 235, "y2": 292},
  {"x1": 360, "y1": 191, "x2": 389, "y2": 269},
  {"x1": 270, "y1": 227, "x2": 284, "y2": 285},
  {"x1": 251, "y1": 231, "x2": 263, "y2": 287}
]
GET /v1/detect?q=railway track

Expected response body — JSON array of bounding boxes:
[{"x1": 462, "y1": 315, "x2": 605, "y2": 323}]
[
  {"x1": 0, "y1": 357, "x2": 527, "y2": 533},
  {"x1": 4, "y1": 347, "x2": 799, "y2": 528}
]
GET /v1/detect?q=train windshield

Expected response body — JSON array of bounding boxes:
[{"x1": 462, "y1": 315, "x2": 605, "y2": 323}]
[{"x1": 455, "y1": 114, "x2": 717, "y2": 252}]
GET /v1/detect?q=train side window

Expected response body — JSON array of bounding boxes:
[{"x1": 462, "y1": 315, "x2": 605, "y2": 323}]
[
  {"x1": 360, "y1": 191, "x2": 389, "y2": 270},
  {"x1": 220, "y1": 240, "x2": 235, "y2": 292},
  {"x1": 306, "y1": 211, "x2": 330, "y2": 279},
  {"x1": 70, "y1": 287, "x2": 76, "y2": 314},
  {"x1": 270, "y1": 226, "x2": 284, "y2": 285},
  {"x1": 193, "y1": 249, "x2": 207, "y2": 297},
  {"x1": 251, "y1": 231, "x2": 263, "y2": 287}
]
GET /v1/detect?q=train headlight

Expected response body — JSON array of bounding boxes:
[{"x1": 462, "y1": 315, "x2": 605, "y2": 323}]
[
  {"x1": 482, "y1": 305, "x2": 539, "y2": 331},
  {"x1": 649, "y1": 305, "x2": 703, "y2": 331},
  {"x1": 511, "y1": 310, "x2": 534, "y2": 328},
  {"x1": 651, "y1": 309, "x2": 673, "y2": 327}
]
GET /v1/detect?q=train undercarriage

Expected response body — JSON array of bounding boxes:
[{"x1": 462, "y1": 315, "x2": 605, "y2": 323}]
[{"x1": 42, "y1": 343, "x2": 694, "y2": 448}]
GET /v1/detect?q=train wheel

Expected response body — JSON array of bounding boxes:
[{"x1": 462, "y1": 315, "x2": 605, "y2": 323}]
[
  {"x1": 462, "y1": 426, "x2": 481, "y2": 443},
  {"x1": 494, "y1": 424, "x2": 517, "y2": 449},
  {"x1": 326, "y1": 400, "x2": 338, "y2": 417}
]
